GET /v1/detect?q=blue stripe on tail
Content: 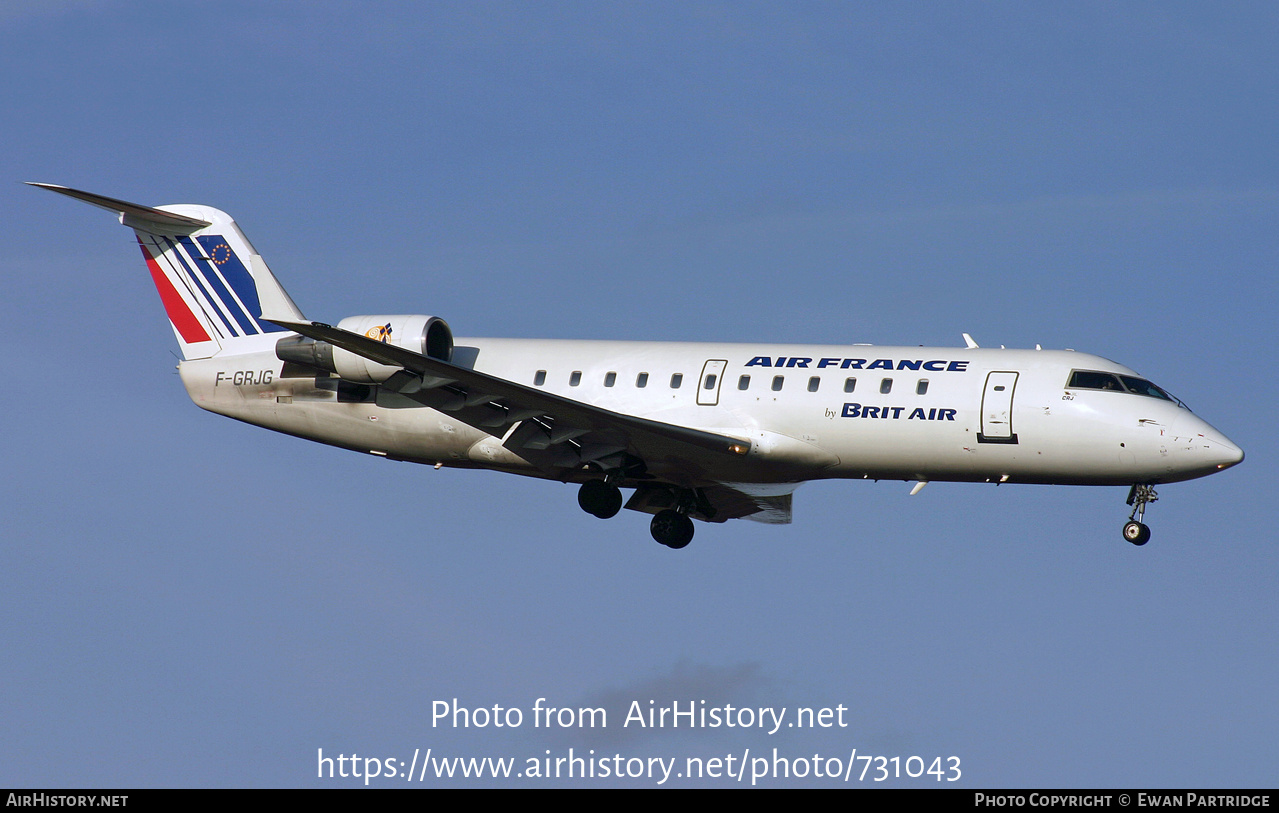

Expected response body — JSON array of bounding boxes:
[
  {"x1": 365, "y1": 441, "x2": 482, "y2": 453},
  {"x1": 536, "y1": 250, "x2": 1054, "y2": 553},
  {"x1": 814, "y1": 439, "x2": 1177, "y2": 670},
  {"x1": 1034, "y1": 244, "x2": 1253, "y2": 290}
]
[
  {"x1": 195, "y1": 235, "x2": 287, "y2": 334},
  {"x1": 178, "y1": 236, "x2": 258, "y2": 335},
  {"x1": 159, "y1": 236, "x2": 240, "y2": 338}
]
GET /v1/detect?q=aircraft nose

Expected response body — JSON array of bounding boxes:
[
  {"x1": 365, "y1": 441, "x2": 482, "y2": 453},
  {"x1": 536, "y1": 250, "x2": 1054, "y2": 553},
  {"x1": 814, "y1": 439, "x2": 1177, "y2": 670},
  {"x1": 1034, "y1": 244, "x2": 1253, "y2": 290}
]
[
  {"x1": 1210, "y1": 435, "x2": 1245, "y2": 470},
  {"x1": 1178, "y1": 414, "x2": 1244, "y2": 473}
]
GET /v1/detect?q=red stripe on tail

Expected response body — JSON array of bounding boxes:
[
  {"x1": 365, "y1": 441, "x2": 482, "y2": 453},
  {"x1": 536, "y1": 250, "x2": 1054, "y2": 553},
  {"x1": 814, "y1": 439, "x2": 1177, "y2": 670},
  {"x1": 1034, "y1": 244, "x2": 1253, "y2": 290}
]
[{"x1": 138, "y1": 241, "x2": 211, "y2": 344}]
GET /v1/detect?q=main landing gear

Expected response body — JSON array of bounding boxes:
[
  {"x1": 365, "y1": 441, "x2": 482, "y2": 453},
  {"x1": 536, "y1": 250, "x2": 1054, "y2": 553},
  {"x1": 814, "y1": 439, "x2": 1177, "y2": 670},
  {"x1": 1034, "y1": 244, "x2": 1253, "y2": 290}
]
[
  {"x1": 649, "y1": 509, "x2": 695, "y2": 549},
  {"x1": 578, "y1": 479, "x2": 623, "y2": 519},
  {"x1": 577, "y1": 480, "x2": 697, "y2": 549},
  {"x1": 1123, "y1": 484, "x2": 1157, "y2": 546}
]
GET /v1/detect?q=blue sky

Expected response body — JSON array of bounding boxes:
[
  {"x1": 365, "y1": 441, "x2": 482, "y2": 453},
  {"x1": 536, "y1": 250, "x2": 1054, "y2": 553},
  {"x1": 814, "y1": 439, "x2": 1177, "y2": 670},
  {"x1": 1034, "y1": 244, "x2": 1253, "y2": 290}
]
[{"x1": 2, "y1": 2, "x2": 1276, "y2": 787}]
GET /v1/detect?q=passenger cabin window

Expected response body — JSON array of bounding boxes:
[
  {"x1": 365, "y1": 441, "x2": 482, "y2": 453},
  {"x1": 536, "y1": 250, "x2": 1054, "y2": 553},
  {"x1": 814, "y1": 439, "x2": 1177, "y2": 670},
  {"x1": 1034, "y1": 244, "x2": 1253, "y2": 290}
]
[
  {"x1": 772, "y1": 376, "x2": 784, "y2": 392},
  {"x1": 704, "y1": 374, "x2": 717, "y2": 390},
  {"x1": 916, "y1": 379, "x2": 929, "y2": 395},
  {"x1": 880, "y1": 378, "x2": 893, "y2": 394},
  {"x1": 533, "y1": 370, "x2": 546, "y2": 387},
  {"x1": 738, "y1": 375, "x2": 750, "y2": 390},
  {"x1": 604, "y1": 372, "x2": 616, "y2": 388},
  {"x1": 844, "y1": 377, "x2": 857, "y2": 393},
  {"x1": 636, "y1": 372, "x2": 648, "y2": 388},
  {"x1": 569, "y1": 371, "x2": 582, "y2": 387},
  {"x1": 670, "y1": 373, "x2": 683, "y2": 389},
  {"x1": 807, "y1": 377, "x2": 820, "y2": 392}
]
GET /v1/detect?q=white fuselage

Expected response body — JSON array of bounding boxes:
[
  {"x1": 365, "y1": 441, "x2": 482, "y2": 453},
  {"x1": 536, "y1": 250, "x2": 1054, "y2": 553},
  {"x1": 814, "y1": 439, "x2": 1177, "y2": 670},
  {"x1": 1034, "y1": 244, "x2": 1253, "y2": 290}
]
[
  {"x1": 31, "y1": 182, "x2": 1243, "y2": 545},
  {"x1": 177, "y1": 337, "x2": 1243, "y2": 489}
]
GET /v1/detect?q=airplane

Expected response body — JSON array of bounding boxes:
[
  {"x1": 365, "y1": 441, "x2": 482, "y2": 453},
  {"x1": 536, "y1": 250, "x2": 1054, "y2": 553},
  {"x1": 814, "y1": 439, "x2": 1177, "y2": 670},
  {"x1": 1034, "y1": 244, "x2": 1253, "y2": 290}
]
[{"x1": 30, "y1": 182, "x2": 1244, "y2": 549}]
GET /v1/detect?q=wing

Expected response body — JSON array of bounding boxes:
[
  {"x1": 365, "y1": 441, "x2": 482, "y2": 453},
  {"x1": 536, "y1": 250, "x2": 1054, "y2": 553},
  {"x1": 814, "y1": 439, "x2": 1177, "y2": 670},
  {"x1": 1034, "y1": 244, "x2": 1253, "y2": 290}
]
[
  {"x1": 705, "y1": 483, "x2": 795, "y2": 524},
  {"x1": 269, "y1": 320, "x2": 754, "y2": 492},
  {"x1": 624, "y1": 481, "x2": 796, "y2": 524}
]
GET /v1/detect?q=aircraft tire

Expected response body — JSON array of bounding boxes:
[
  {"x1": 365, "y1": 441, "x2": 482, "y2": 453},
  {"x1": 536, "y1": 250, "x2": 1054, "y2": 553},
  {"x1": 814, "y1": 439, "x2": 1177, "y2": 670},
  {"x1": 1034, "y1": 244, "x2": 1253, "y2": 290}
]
[
  {"x1": 651, "y1": 510, "x2": 694, "y2": 549},
  {"x1": 578, "y1": 480, "x2": 623, "y2": 519},
  {"x1": 1123, "y1": 521, "x2": 1151, "y2": 546}
]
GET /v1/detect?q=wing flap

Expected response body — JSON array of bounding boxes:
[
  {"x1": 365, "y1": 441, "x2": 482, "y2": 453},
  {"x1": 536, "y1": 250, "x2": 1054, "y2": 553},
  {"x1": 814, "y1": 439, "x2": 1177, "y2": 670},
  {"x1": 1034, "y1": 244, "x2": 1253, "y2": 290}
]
[
  {"x1": 707, "y1": 483, "x2": 795, "y2": 524},
  {"x1": 623, "y1": 482, "x2": 797, "y2": 523},
  {"x1": 270, "y1": 319, "x2": 753, "y2": 478}
]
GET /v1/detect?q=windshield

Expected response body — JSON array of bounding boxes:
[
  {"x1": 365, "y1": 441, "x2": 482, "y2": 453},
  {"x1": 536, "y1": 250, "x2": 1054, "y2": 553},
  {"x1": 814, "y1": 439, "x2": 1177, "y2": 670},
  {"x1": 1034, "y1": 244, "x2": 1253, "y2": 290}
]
[{"x1": 1066, "y1": 370, "x2": 1190, "y2": 410}]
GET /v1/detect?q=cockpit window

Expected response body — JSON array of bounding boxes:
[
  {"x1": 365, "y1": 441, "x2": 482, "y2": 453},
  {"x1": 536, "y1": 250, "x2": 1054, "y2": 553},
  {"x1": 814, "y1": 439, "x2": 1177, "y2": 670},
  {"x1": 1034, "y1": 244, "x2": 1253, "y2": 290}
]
[
  {"x1": 1067, "y1": 370, "x2": 1188, "y2": 409},
  {"x1": 1118, "y1": 376, "x2": 1173, "y2": 402},
  {"x1": 1068, "y1": 370, "x2": 1124, "y2": 391}
]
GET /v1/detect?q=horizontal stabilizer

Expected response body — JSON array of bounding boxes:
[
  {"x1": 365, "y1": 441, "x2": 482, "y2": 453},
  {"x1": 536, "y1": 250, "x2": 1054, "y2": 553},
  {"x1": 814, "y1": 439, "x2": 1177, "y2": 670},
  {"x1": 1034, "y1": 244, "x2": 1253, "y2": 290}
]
[{"x1": 27, "y1": 182, "x2": 211, "y2": 234}]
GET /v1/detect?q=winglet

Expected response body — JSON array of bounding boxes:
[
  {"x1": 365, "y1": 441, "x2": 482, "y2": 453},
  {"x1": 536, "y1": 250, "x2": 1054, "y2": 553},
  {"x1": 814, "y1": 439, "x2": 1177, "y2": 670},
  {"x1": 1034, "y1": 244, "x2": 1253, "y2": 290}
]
[
  {"x1": 962, "y1": 332, "x2": 980, "y2": 349},
  {"x1": 27, "y1": 182, "x2": 211, "y2": 234}
]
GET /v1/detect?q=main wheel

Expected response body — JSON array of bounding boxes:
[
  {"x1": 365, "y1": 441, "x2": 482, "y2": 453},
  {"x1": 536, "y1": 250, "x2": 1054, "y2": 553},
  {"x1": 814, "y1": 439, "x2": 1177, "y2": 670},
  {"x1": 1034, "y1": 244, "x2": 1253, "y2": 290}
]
[
  {"x1": 578, "y1": 480, "x2": 623, "y2": 519},
  {"x1": 650, "y1": 509, "x2": 694, "y2": 549},
  {"x1": 1123, "y1": 520, "x2": 1151, "y2": 546}
]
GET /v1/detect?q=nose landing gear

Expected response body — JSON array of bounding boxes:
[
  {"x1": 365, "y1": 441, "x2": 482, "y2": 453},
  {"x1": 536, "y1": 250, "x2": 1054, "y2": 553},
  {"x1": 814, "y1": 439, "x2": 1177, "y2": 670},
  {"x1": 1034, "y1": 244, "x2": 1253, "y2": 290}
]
[{"x1": 1123, "y1": 484, "x2": 1157, "y2": 546}]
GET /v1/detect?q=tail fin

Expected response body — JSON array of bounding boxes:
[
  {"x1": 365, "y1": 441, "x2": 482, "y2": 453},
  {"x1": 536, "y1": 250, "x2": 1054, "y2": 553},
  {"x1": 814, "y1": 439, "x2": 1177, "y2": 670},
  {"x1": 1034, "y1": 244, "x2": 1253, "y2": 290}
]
[{"x1": 29, "y1": 183, "x2": 304, "y2": 360}]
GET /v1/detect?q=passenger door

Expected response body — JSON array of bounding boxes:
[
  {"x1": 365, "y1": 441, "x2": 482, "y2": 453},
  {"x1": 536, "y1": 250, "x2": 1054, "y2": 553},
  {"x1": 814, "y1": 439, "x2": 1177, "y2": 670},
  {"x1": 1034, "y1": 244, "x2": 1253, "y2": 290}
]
[
  {"x1": 978, "y1": 371, "x2": 1019, "y2": 443},
  {"x1": 697, "y1": 359, "x2": 728, "y2": 406}
]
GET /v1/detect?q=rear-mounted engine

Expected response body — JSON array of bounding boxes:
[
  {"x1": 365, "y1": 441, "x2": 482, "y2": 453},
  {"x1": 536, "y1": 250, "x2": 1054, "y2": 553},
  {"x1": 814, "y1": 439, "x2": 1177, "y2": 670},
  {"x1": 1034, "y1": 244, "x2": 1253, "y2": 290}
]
[{"x1": 276, "y1": 314, "x2": 453, "y2": 383}]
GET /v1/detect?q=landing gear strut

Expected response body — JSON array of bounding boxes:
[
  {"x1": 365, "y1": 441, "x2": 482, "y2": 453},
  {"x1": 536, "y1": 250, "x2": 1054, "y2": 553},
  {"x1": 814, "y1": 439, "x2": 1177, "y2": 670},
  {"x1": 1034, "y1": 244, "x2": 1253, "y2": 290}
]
[
  {"x1": 650, "y1": 509, "x2": 694, "y2": 549},
  {"x1": 1123, "y1": 484, "x2": 1157, "y2": 546},
  {"x1": 578, "y1": 479, "x2": 622, "y2": 519}
]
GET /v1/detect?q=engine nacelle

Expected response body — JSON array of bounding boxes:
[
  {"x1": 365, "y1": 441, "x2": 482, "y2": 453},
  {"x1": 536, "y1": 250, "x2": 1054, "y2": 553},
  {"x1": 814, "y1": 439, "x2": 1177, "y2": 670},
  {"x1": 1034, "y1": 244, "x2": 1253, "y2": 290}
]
[{"x1": 276, "y1": 314, "x2": 453, "y2": 384}]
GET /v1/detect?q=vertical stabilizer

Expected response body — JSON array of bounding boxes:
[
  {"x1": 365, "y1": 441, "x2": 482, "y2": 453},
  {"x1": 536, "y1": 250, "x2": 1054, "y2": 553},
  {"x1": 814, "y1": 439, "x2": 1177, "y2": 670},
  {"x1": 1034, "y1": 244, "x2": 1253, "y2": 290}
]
[{"x1": 29, "y1": 183, "x2": 305, "y2": 360}]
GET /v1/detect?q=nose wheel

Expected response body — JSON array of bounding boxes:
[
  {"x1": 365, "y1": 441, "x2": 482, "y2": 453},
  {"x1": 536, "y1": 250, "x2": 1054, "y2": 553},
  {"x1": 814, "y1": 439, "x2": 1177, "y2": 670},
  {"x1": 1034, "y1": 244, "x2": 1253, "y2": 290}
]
[
  {"x1": 1123, "y1": 485, "x2": 1157, "y2": 546},
  {"x1": 1122, "y1": 520, "x2": 1151, "y2": 546}
]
